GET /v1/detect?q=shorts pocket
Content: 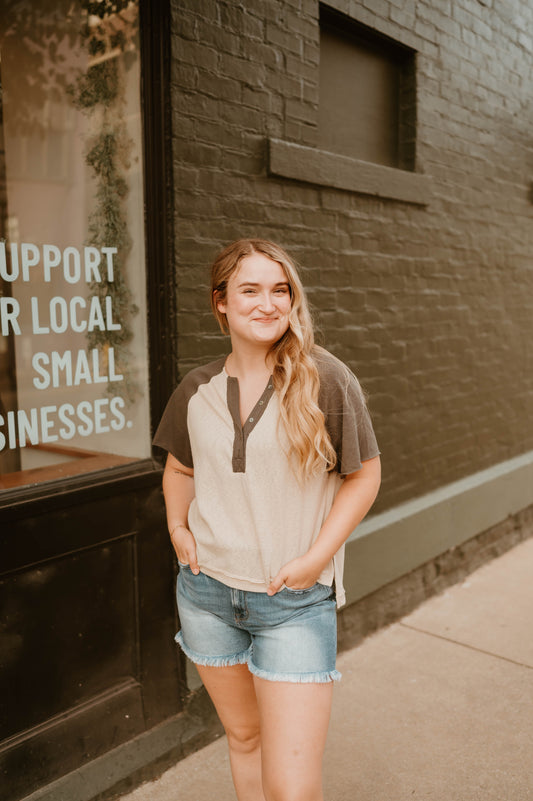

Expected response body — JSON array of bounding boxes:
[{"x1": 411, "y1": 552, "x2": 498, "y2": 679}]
[{"x1": 283, "y1": 582, "x2": 320, "y2": 595}]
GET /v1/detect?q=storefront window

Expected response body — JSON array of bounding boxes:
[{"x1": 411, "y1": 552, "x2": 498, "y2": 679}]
[{"x1": 0, "y1": 1, "x2": 150, "y2": 489}]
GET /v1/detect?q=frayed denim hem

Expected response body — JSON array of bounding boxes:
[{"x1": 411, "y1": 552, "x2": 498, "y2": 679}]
[
  {"x1": 247, "y1": 661, "x2": 342, "y2": 684},
  {"x1": 175, "y1": 630, "x2": 251, "y2": 668}
]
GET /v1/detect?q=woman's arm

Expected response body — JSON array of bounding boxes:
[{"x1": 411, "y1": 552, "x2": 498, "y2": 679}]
[
  {"x1": 267, "y1": 455, "x2": 381, "y2": 593},
  {"x1": 162, "y1": 452, "x2": 199, "y2": 573}
]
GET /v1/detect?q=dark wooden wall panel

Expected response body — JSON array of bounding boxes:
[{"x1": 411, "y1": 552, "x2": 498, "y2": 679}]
[
  {"x1": 1, "y1": 681, "x2": 144, "y2": 799},
  {"x1": 1, "y1": 537, "x2": 137, "y2": 740}
]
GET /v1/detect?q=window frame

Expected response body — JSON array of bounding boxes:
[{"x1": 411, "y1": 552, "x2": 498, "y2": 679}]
[
  {"x1": 269, "y1": 3, "x2": 431, "y2": 206},
  {"x1": 318, "y1": 6, "x2": 416, "y2": 170}
]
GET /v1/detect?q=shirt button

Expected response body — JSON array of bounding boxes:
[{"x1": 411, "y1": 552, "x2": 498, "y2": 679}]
[
  {"x1": 249, "y1": 417, "x2": 254, "y2": 422},
  {"x1": 259, "y1": 400, "x2": 264, "y2": 405}
]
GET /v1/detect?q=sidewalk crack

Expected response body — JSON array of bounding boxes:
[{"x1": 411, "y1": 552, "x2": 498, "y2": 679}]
[{"x1": 399, "y1": 623, "x2": 533, "y2": 671}]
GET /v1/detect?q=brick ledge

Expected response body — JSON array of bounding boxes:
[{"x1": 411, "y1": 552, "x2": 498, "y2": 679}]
[{"x1": 268, "y1": 138, "x2": 432, "y2": 205}]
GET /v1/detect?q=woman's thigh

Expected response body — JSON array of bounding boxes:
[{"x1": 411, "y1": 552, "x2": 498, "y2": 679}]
[
  {"x1": 196, "y1": 663, "x2": 261, "y2": 743},
  {"x1": 253, "y1": 677, "x2": 334, "y2": 800}
]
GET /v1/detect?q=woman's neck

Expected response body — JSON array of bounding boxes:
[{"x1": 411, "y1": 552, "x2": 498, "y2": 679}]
[{"x1": 225, "y1": 347, "x2": 272, "y2": 380}]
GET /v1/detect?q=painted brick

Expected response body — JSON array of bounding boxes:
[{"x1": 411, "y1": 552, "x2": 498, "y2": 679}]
[
  {"x1": 196, "y1": 70, "x2": 242, "y2": 102},
  {"x1": 176, "y1": 39, "x2": 218, "y2": 71},
  {"x1": 362, "y1": 0, "x2": 390, "y2": 16},
  {"x1": 170, "y1": 0, "x2": 533, "y2": 514},
  {"x1": 197, "y1": 20, "x2": 240, "y2": 53},
  {"x1": 218, "y1": 52, "x2": 267, "y2": 84},
  {"x1": 266, "y1": 20, "x2": 303, "y2": 53}
]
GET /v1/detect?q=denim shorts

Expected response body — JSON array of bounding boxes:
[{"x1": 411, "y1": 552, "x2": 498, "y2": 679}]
[{"x1": 176, "y1": 565, "x2": 341, "y2": 683}]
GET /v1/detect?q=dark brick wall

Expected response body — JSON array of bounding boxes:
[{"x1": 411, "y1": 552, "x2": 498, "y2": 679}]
[{"x1": 169, "y1": 0, "x2": 533, "y2": 513}]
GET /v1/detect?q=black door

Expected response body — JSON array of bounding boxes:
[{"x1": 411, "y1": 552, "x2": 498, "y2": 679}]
[{"x1": 0, "y1": 466, "x2": 182, "y2": 800}]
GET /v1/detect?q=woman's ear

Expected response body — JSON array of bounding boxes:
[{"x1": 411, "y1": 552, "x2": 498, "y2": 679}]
[{"x1": 214, "y1": 290, "x2": 226, "y2": 314}]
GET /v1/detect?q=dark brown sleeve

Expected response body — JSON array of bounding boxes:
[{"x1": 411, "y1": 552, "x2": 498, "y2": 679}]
[
  {"x1": 152, "y1": 380, "x2": 194, "y2": 468},
  {"x1": 316, "y1": 351, "x2": 380, "y2": 475},
  {"x1": 152, "y1": 357, "x2": 226, "y2": 468}
]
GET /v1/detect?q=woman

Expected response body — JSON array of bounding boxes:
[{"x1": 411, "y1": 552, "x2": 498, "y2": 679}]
[{"x1": 154, "y1": 239, "x2": 381, "y2": 801}]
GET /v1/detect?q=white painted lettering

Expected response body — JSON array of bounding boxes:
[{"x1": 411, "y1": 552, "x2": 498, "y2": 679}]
[
  {"x1": 92, "y1": 348, "x2": 107, "y2": 383},
  {"x1": 94, "y1": 398, "x2": 110, "y2": 433},
  {"x1": 70, "y1": 297, "x2": 87, "y2": 332},
  {"x1": 21, "y1": 243, "x2": 40, "y2": 281},
  {"x1": 87, "y1": 296, "x2": 106, "y2": 331},
  {"x1": 42, "y1": 245, "x2": 61, "y2": 282},
  {"x1": 0, "y1": 242, "x2": 18, "y2": 281},
  {"x1": 101, "y1": 247, "x2": 117, "y2": 281},
  {"x1": 17, "y1": 408, "x2": 39, "y2": 447},
  {"x1": 105, "y1": 295, "x2": 121, "y2": 330},
  {"x1": 31, "y1": 297, "x2": 50, "y2": 334},
  {"x1": 0, "y1": 297, "x2": 21, "y2": 335},
  {"x1": 40, "y1": 405, "x2": 58, "y2": 443},
  {"x1": 63, "y1": 246, "x2": 81, "y2": 284},
  {"x1": 110, "y1": 396, "x2": 126, "y2": 431},
  {"x1": 76, "y1": 401, "x2": 94, "y2": 436},
  {"x1": 74, "y1": 350, "x2": 92, "y2": 385},
  {"x1": 32, "y1": 353, "x2": 51, "y2": 390},
  {"x1": 84, "y1": 247, "x2": 102, "y2": 281},
  {"x1": 49, "y1": 297, "x2": 69, "y2": 333},
  {"x1": 108, "y1": 348, "x2": 123, "y2": 382},
  {"x1": 52, "y1": 350, "x2": 73, "y2": 387},
  {"x1": 7, "y1": 410, "x2": 17, "y2": 449},
  {"x1": 58, "y1": 404, "x2": 76, "y2": 440}
]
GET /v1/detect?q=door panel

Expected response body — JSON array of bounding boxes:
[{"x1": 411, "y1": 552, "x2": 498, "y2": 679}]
[{"x1": 0, "y1": 471, "x2": 182, "y2": 800}]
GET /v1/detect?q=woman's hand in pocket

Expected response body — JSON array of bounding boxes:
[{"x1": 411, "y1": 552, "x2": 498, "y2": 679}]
[
  {"x1": 170, "y1": 525, "x2": 199, "y2": 574},
  {"x1": 267, "y1": 554, "x2": 322, "y2": 595}
]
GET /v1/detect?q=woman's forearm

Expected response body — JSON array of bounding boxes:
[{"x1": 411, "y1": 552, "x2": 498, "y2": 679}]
[
  {"x1": 162, "y1": 454, "x2": 199, "y2": 569},
  {"x1": 267, "y1": 455, "x2": 381, "y2": 593},
  {"x1": 307, "y1": 455, "x2": 381, "y2": 570},
  {"x1": 162, "y1": 455, "x2": 195, "y2": 533}
]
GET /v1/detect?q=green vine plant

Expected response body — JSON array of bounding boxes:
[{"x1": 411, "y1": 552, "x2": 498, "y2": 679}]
[{"x1": 68, "y1": 0, "x2": 140, "y2": 403}]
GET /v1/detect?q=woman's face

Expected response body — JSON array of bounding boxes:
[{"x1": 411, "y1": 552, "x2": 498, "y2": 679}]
[{"x1": 216, "y1": 252, "x2": 292, "y2": 350}]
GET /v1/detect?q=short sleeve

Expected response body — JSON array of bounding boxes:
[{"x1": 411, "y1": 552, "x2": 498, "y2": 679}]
[
  {"x1": 152, "y1": 380, "x2": 194, "y2": 468},
  {"x1": 316, "y1": 351, "x2": 380, "y2": 475},
  {"x1": 152, "y1": 357, "x2": 226, "y2": 468}
]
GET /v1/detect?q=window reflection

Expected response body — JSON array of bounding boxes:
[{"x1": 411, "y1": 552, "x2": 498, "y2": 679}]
[{"x1": 0, "y1": 1, "x2": 150, "y2": 489}]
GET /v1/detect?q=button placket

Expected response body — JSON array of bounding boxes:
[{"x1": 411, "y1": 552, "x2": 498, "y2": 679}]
[{"x1": 228, "y1": 375, "x2": 275, "y2": 473}]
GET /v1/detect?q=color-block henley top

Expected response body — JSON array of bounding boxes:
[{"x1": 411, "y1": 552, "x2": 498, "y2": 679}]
[{"x1": 153, "y1": 348, "x2": 379, "y2": 607}]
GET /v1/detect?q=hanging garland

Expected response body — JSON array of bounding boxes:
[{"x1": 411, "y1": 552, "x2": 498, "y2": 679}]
[{"x1": 68, "y1": 1, "x2": 140, "y2": 402}]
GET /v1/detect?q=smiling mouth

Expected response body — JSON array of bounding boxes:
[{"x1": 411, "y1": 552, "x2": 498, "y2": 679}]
[{"x1": 252, "y1": 317, "x2": 277, "y2": 323}]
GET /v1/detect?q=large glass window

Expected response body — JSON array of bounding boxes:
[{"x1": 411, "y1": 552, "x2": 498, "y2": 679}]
[{"x1": 0, "y1": 1, "x2": 150, "y2": 489}]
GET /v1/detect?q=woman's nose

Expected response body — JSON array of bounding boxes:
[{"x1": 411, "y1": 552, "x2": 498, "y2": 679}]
[{"x1": 258, "y1": 292, "x2": 274, "y2": 311}]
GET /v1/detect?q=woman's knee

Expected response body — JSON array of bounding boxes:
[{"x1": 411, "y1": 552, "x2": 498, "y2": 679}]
[{"x1": 225, "y1": 723, "x2": 261, "y2": 755}]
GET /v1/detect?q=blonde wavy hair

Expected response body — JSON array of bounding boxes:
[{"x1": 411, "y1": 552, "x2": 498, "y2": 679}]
[{"x1": 211, "y1": 238, "x2": 337, "y2": 478}]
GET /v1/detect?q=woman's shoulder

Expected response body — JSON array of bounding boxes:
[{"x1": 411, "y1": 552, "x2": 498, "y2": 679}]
[
  {"x1": 312, "y1": 346, "x2": 366, "y2": 408},
  {"x1": 170, "y1": 356, "x2": 227, "y2": 403},
  {"x1": 312, "y1": 346, "x2": 355, "y2": 384},
  {"x1": 180, "y1": 356, "x2": 226, "y2": 388}
]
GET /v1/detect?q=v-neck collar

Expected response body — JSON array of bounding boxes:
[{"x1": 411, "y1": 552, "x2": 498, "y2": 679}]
[{"x1": 226, "y1": 374, "x2": 274, "y2": 472}]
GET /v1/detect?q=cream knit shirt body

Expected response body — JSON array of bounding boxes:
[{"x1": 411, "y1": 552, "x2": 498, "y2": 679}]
[{"x1": 154, "y1": 349, "x2": 379, "y2": 608}]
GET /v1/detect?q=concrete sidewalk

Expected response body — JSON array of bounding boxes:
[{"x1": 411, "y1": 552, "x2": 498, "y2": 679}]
[{"x1": 119, "y1": 537, "x2": 533, "y2": 801}]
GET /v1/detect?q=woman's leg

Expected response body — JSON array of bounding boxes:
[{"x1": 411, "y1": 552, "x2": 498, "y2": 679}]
[
  {"x1": 253, "y1": 677, "x2": 334, "y2": 801},
  {"x1": 196, "y1": 663, "x2": 266, "y2": 801}
]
